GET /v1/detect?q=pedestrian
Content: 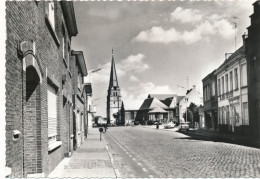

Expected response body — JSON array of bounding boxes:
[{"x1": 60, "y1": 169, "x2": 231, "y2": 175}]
[{"x1": 104, "y1": 124, "x2": 108, "y2": 133}]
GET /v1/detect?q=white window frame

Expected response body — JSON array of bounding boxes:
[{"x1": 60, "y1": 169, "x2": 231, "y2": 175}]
[
  {"x1": 212, "y1": 82, "x2": 215, "y2": 96},
  {"x1": 241, "y1": 64, "x2": 247, "y2": 87},
  {"x1": 47, "y1": 83, "x2": 61, "y2": 151}
]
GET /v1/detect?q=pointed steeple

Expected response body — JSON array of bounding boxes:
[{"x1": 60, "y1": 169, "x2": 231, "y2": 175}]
[{"x1": 109, "y1": 48, "x2": 119, "y2": 88}]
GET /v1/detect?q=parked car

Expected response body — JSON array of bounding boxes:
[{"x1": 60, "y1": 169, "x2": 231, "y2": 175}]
[
  {"x1": 134, "y1": 121, "x2": 140, "y2": 125},
  {"x1": 164, "y1": 122, "x2": 176, "y2": 129},
  {"x1": 179, "y1": 122, "x2": 190, "y2": 131}
]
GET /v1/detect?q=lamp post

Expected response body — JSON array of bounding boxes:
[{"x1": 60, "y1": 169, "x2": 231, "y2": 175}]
[{"x1": 88, "y1": 68, "x2": 102, "y2": 82}]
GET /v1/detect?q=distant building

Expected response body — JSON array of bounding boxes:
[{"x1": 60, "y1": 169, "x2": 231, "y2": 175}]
[
  {"x1": 178, "y1": 86, "x2": 203, "y2": 123},
  {"x1": 107, "y1": 49, "x2": 123, "y2": 125},
  {"x1": 202, "y1": 70, "x2": 218, "y2": 130},
  {"x1": 125, "y1": 109, "x2": 138, "y2": 124},
  {"x1": 215, "y1": 45, "x2": 248, "y2": 134},
  {"x1": 245, "y1": 1, "x2": 260, "y2": 139}
]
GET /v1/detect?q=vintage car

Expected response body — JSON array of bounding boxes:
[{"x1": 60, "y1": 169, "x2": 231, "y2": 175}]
[
  {"x1": 164, "y1": 122, "x2": 176, "y2": 129},
  {"x1": 179, "y1": 122, "x2": 190, "y2": 131}
]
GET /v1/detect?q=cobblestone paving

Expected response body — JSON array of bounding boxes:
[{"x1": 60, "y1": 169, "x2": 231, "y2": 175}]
[{"x1": 106, "y1": 126, "x2": 260, "y2": 178}]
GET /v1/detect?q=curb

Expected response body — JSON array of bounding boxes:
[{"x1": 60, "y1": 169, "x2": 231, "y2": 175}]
[{"x1": 103, "y1": 134, "x2": 120, "y2": 178}]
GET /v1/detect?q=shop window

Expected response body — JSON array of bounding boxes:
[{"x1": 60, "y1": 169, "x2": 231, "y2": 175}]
[{"x1": 243, "y1": 102, "x2": 249, "y2": 125}]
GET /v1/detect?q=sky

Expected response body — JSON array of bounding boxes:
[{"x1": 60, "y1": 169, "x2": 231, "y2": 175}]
[{"x1": 71, "y1": 0, "x2": 255, "y2": 117}]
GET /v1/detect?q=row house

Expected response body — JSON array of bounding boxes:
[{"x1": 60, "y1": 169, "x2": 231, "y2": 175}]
[
  {"x1": 215, "y1": 45, "x2": 249, "y2": 134},
  {"x1": 202, "y1": 70, "x2": 218, "y2": 130},
  {"x1": 5, "y1": 1, "x2": 89, "y2": 177},
  {"x1": 83, "y1": 83, "x2": 94, "y2": 132},
  {"x1": 70, "y1": 51, "x2": 88, "y2": 148},
  {"x1": 245, "y1": 1, "x2": 260, "y2": 139}
]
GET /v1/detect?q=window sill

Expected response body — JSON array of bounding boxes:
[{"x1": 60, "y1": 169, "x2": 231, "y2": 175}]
[
  {"x1": 5, "y1": 167, "x2": 11, "y2": 177},
  {"x1": 45, "y1": 15, "x2": 60, "y2": 47},
  {"x1": 48, "y1": 141, "x2": 62, "y2": 151},
  {"x1": 241, "y1": 85, "x2": 248, "y2": 89},
  {"x1": 234, "y1": 88, "x2": 239, "y2": 91}
]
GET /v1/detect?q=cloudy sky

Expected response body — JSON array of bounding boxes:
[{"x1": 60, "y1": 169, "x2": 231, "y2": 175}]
[{"x1": 72, "y1": 0, "x2": 254, "y2": 117}]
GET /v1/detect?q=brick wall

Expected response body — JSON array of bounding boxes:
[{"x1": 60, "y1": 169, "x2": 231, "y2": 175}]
[{"x1": 6, "y1": 1, "x2": 76, "y2": 177}]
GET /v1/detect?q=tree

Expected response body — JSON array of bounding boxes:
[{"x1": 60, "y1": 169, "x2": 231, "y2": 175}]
[{"x1": 183, "y1": 102, "x2": 200, "y2": 127}]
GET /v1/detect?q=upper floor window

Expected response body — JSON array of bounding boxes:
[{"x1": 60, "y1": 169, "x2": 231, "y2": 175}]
[
  {"x1": 234, "y1": 68, "x2": 238, "y2": 89},
  {"x1": 78, "y1": 72, "x2": 81, "y2": 89},
  {"x1": 230, "y1": 71, "x2": 233, "y2": 91},
  {"x1": 48, "y1": 2, "x2": 55, "y2": 29},
  {"x1": 221, "y1": 76, "x2": 224, "y2": 95},
  {"x1": 218, "y1": 79, "x2": 221, "y2": 96},
  {"x1": 225, "y1": 74, "x2": 229, "y2": 93},
  {"x1": 212, "y1": 82, "x2": 215, "y2": 96},
  {"x1": 241, "y1": 63, "x2": 247, "y2": 87}
]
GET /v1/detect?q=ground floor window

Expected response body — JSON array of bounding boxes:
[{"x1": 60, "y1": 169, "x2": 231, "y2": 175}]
[
  {"x1": 243, "y1": 102, "x2": 249, "y2": 125},
  {"x1": 48, "y1": 83, "x2": 58, "y2": 145}
]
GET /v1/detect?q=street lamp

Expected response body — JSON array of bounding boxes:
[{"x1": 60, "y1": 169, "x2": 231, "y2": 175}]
[{"x1": 88, "y1": 68, "x2": 102, "y2": 82}]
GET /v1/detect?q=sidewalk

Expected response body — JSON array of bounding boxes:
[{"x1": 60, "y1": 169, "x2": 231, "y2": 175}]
[
  {"x1": 141, "y1": 125, "x2": 260, "y2": 148},
  {"x1": 186, "y1": 128, "x2": 260, "y2": 148},
  {"x1": 48, "y1": 128, "x2": 116, "y2": 178}
]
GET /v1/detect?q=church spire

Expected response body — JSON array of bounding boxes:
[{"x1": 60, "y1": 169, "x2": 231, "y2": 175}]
[{"x1": 109, "y1": 49, "x2": 119, "y2": 88}]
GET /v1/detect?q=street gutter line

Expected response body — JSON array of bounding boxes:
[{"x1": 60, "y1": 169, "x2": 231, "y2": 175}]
[{"x1": 103, "y1": 134, "x2": 120, "y2": 178}]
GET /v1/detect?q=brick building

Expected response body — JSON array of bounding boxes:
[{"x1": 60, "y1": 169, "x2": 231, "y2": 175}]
[
  {"x1": 70, "y1": 51, "x2": 88, "y2": 148},
  {"x1": 245, "y1": 1, "x2": 260, "y2": 139},
  {"x1": 5, "y1": 1, "x2": 81, "y2": 177},
  {"x1": 202, "y1": 70, "x2": 218, "y2": 131}
]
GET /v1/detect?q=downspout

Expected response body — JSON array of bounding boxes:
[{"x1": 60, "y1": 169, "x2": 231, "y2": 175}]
[{"x1": 17, "y1": 43, "x2": 25, "y2": 177}]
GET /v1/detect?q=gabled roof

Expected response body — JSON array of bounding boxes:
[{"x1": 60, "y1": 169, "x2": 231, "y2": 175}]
[
  {"x1": 139, "y1": 97, "x2": 168, "y2": 110},
  {"x1": 148, "y1": 94, "x2": 177, "y2": 100},
  {"x1": 148, "y1": 107, "x2": 167, "y2": 113}
]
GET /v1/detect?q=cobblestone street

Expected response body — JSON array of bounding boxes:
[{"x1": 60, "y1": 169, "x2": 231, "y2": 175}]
[{"x1": 105, "y1": 126, "x2": 260, "y2": 178}]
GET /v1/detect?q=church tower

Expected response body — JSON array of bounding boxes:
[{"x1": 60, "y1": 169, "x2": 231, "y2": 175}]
[{"x1": 107, "y1": 49, "x2": 122, "y2": 124}]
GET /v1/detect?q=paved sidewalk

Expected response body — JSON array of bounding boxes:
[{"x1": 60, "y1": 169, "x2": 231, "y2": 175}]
[
  {"x1": 186, "y1": 128, "x2": 260, "y2": 148},
  {"x1": 48, "y1": 128, "x2": 116, "y2": 178}
]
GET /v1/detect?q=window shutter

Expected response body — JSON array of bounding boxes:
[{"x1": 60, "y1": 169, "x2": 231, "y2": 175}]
[{"x1": 48, "y1": 84, "x2": 57, "y2": 138}]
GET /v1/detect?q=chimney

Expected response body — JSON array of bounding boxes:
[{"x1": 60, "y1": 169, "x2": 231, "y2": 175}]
[
  {"x1": 242, "y1": 32, "x2": 248, "y2": 46},
  {"x1": 225, "y1": 53, "x2": 233, "y2": 60}
]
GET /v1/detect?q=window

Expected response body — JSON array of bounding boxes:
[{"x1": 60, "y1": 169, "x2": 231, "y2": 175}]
[
  {"x1": 62, "y1": 26, "x2": 65, "y2": 60},
  {"x1": 221, "y1": 76, "x2": 224, "y2": 95},
  {"x1": 234, "y1": 68, "x2": 238, "y2": 89},
  {"x1": 131, "y1": 111, "x2": 134, "y2": 119},
  {"x1": 67, "y1": 43, "x2": 70, "y2": 69},
  {"x1": 212, "y1": 82, "x2": 215, "y2": 96},
  {"x1": 48, "y1": 2, "x2": 55, "y2": 29},
  {"x1": 226, "y1": 106, "x2": 229, "y2": 125},
  {"x1": 225, "y1": 74, "x2": 229, "y2": 93},
  {"x1": 230, "y1": 71, "x2": 233, "y2": 91},
  {"x1": 48, "y1": 83, "x2": 58, "y2": 144},
  {"x1": 241, "y1": 64, "x2": 247, "y2": 87},
  {"x1": 218, "y1": 79, "x2": 221, "y2": 96},
  {"x1": 78, "y1": 73, "x2": 81, "y2": 89},
  {"x1": 252, "y1": 56, "x2": 257, "y2": 81},
  {"x1": 243, "y1": 102, "x2": 249, "y2": 125}
]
